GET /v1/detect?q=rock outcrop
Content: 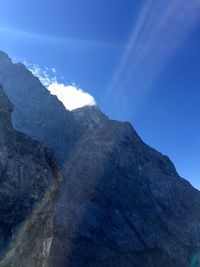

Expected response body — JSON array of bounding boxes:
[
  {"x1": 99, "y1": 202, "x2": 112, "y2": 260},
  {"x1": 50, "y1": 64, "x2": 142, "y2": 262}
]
[
  {"x1": 0, "y1": 84, "x2": 60, "y2": 267},
  {"x1": 0, "y1": 51, "x2": 200, "y2": 267},
  {"x1": 0, "y1": 51, "x2": 79, "y2": 163},
  {"x1": 48, "y1": 106, "x2": 200, "y2": 267}
]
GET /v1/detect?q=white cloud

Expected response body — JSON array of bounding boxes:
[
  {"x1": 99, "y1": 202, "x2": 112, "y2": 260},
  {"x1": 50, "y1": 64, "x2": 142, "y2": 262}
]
[
  {"x1": 25, "y1": 63, "x2": 96, "y2": 111},
  {"x1": 48, "y1": 83, "x2": 96, "y2": 111}
]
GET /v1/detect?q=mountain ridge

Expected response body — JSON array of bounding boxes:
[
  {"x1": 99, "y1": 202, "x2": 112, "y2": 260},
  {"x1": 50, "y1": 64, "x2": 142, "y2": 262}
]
[{"x1": 0, "y1": 51, "x2": 200, "y2": 267}]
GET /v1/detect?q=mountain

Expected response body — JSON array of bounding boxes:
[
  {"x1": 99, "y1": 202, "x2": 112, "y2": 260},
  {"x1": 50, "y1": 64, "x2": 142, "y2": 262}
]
[
  {"x1": 0, "y1": 51, "x2": 79, "y2": 163},
  {"x1": 0, "y1": 51, "x2": 200, "y2": 267},
  {"x1": 0, "y1": 84, "x2": 60, "y2": 267},
  {"x1": 49, "y1": 105, "x2": 200, "y2": 267}
]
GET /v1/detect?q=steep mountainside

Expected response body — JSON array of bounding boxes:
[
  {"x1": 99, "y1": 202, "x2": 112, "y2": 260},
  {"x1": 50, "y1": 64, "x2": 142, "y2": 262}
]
[
  {"x1": 0, "y1": 51, "x2": 79, "y2": 163},
  {"x1": 0, "y1": 85, "x2": 60, "y2": 267},
  {"x1": 48, "y1": 106, "x2": 200, "y2": 267},
  {"x1": 0, "y1": 51, "x2": 200, "y2": 267}
]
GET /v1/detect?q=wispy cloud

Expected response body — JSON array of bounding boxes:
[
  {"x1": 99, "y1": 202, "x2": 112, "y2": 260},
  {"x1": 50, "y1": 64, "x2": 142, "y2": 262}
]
[
  {"x1": 105, "y1": 0, "x2": 200, "y2": 118},
  {"x1": 0, "y1": 26, "x2": 119, "y2": 49},
  {"x1": 26, "y1": 63, "x2": 96, "y2": 111}
]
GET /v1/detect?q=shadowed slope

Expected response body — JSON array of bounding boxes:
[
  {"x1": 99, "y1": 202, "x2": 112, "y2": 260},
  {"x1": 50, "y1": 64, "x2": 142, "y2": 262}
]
[
  {"x1": 48, "y1": 105, "x2": 200, "y2": 267},
  {"x1": 0, "y1": 52, "x2": 200, "y2": 267},
  {"x1": 0, "y1": 84, "x2": 60, "y2": 266}
]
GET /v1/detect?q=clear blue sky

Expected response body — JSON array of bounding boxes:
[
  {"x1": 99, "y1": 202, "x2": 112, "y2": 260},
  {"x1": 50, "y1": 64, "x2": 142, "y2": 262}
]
[{"x1": 0, "y1": 0, "x2": 200, "y2": 188}]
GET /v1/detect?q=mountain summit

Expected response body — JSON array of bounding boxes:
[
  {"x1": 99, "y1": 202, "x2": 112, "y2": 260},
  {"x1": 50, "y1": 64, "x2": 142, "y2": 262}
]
[{"x1": 0, "y1": 51, "x2": 200, "y2": 267}]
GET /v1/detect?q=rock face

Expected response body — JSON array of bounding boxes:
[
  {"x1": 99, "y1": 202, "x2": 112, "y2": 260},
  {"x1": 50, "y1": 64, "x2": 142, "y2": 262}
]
[
  {"x1": 0, "y1": 51, "x2": 200, "y2": 267},
  {"x1": 48, "y1": 106, "x2": 200, "y2": 267},
  {"x1": 0, "y1": 51, "x2": 79, "y2": 163},
  {"x1": 0, "y1": 84, "x2": 60, "y2": 267}
]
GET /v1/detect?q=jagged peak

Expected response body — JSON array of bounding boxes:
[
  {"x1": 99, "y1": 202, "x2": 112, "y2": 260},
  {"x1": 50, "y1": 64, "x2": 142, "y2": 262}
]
[
  {"x1": 71, "y1": 104, "x2": 109, "y2": 131},
  {"x1": 72, "y1": 104, "x2": 108, "y2": 119},
  {"x1": 0, "y1": 50, "x2": 12, "y2": 63}
]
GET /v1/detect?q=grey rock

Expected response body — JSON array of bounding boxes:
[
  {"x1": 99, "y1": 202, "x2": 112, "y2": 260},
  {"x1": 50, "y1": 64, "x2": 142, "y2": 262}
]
[
  {"x1": 0, "y1": 51, "x2": 200, "y2": 267},
  {"x1": 0, "y1": 51, "x2": 79, "y2": 163},
  {"x1": 48, "y1": 106, "x2": 200, "y2": 267},
  {"x1": 0, "y1": 84, "x2": 60, "y2": 267}
]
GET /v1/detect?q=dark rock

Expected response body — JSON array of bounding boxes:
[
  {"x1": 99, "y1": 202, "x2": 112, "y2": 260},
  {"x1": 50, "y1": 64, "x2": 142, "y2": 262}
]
[
  {"x1": 0, "y1": 51, "x2": 200, "y2": 267},
  {"x1": 0, "y1": 52, "x2": 80, "y2": 163},
  {"x1": 48, "y1": 106, "x2": 200, "y2": 267},
  {"x1": 0, "y1": 84, "x2": 60, "y2": 267}
]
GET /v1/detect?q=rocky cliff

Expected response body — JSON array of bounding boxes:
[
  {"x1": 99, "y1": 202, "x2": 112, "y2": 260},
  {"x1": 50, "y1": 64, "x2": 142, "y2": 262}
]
[
  {"x1": 0, "y1": 51, "x2": 200, "y2": 267},
  {"x1": 0, "y1": 84, "x2": 60, "y2": 267},
  {"x1": 0, "y1": 51, "x2": 79, "y2": 163},
  {"x1": 48, "y1": 106, "x2": 200, "y2": 267}
]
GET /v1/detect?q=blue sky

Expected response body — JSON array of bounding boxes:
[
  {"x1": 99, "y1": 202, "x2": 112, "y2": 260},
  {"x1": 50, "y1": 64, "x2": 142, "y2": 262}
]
[{"x1": 0, "y1": 0, "x2": 200, "y2": 188}]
